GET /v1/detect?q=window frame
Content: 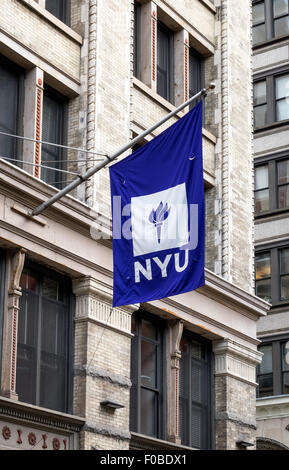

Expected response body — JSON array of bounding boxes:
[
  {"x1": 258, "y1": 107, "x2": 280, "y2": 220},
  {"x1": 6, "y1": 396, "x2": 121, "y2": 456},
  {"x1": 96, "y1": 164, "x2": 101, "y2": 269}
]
[
  {"x1": 253, "y1": 67, "x2": 289, "y2": 130},
  {"x1": 253, "y1": 0, "x2": 289, "y2": 47},
  {"x1": 130, "y1": 311, "x2": 166, "y2": 440},
  {"x1": 178, "y1": 330, "x2": 214, "y2": 450},
  {"x1": 16, "y1": 261, "x2": 74, "y2": 414},
  {"x1": 257, "y1": 334, "x2": 289, "y2": 397},
  {"x1": 0, "y1": 54, "x2": 24, "y2": 167},
  {"x1": 41, "y1": 84, "x2": 68, "y2": 189},
  {"x1": 157, "y1": 20, "x2": 174, "y2": 104},
  {"x1": 255, "y1": 153, "x2": 289, "y2": 217},
  {"x1": 255, "y1": 241, "x2": 289, "y2": 306}
]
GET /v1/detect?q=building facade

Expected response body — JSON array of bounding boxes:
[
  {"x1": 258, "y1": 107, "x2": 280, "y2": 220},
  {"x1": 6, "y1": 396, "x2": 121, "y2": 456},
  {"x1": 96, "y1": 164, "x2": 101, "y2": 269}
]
[
  {"x1": 253, "y1": 0, "x2": 289, "y2": 450},
  {"x1": 0, "y1": 0, "x2": 268, "y2": 451}
]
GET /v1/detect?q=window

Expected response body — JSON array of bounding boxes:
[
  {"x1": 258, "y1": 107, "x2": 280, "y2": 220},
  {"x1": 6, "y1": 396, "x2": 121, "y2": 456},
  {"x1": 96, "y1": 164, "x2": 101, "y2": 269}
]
[
  {"x1": 257, "y1": 344, "x2": 273, "y2": 397},
  {"x1": 0, "y1": 250, "x2": 5, "y2": 380},
  {"x1": 254, "y1": 157, "x2": 289, "y2": 215},
  {"x1": 41, "y1": 86, "x2": 67, "y2": 189},
  {"x1": 255, "y1": 251, "x2": 272, "y2": 302},
  {"x1": 45, "y1": 0, "x2": 71, "y2": 26},
  {"x1": 280, "y1": 247, "x2": 289, "y2": 300},
  {"x1": 179, "y1": 333, "x2": 213, "y2": 450},
  {"x1": 255, "y1": 245, "x2": 289, "y2": 305},
  {"x1": 0, "y1": 55, "x2": 23, "y2": 165},
  {"x1": 157, "y1": 22, "x2": 174, "y2": 103},
  {"x1": 189, "y1": 48, "x2": 204, "y2": 110},
  {"x1": 257, "y1": 338, "x2": 289, "y2": 397},
  {"x1": 253, "y1": 73, "x2": 289, "y2": 128},
  {"x1": 134, "y1": 1, "x2": 141, "y2": 80},
  {"x1": 16, "y1": 264, "x2": 73, "y2": 413},
  {"x1": 130, "y1": 312, "x2": 165, "y2": 439},
  {"x1": 253, "y1": 0, "x2": 289, "y2": 46}
]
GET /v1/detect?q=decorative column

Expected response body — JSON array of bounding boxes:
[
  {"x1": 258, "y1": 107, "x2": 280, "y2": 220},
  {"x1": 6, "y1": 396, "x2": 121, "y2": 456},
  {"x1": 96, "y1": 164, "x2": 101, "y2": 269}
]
[
  {"x1": 141, "y1": 1, "x2": 157, "y2": 92},
  {"x1": 174, "y1": 29, "x2": 190, "y2": 107},
  {"x1": 23, "y1": 67, "x2": 44, "y2": 178},
  {"x1": 167, "y1": 319, "x2": 183, "y2": 444},
  {"x1": 72, "y1": 276, "x2": 138, "y2": 450},
  {"x1": 213, "y1": 339, "x2": 263, "y2": 450},
  {"x1": 1, "y1": 249, "x2": 26, "y2": 400}
]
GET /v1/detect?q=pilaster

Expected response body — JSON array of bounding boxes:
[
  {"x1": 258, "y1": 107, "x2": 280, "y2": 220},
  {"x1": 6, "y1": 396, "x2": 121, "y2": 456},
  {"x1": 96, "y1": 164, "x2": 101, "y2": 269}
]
[
  {"x1": 141, "y1": 1, "x2": 157, "y2": 92},
  {"x1": 167, "y1": 320, "x2": 183, "y2": 444},
  {"x1": 1, "y1": 249, "x2": 26, "y2": 400},
  {"x1": 23, "y1": 67, "x2": 44, "y2": 177}
]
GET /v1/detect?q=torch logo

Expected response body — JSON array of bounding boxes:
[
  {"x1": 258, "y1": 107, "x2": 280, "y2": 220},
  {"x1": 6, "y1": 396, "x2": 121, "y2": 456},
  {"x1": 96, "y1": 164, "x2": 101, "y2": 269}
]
[{"x1": 149, "y1": 202, "x2": 171, "y2": 244}]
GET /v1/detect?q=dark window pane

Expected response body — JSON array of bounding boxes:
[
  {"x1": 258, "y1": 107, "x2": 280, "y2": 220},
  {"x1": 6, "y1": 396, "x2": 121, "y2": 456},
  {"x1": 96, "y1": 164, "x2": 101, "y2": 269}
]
[
  {"x1": 191, "y1": 405, "x2": 202, "y2": 449},
  {"x1": 274, "y1": 16, "x2": 289, "y2": 36},
  {"x1": 16, "y1": 266, "x2": 71, "y2": 413},
  {"x1": 255, "y1": 189, "x2": 270, "y2": 214},
  {"x1": 254, "y1": 105, "x2": 267, "y2": 127},
  {"x1": 278, "y1": 185, "x2": 289, "y2": 208},
  {"x1": 253, "y1": 24, "x2": 266, "y2": 44},
  {"x1": 42, "y1": 88, "x2": 66, "y2": 189},
  {"x1": 253, "y1": 2, "x2": 265, "y2": 24},
  {"x1": 141, "y1": 319, "x2": 157, "y2": 340},
  {"x1": 45, "y1": 0, "x2": 70, "y2": 25},
  {"x1": 273, "y1": 0, "x2": 289, "y2": 17},
  {"x1": 282, "y1": 341, "x2": 289, "y2": 371},
  {"x1": 280, "y1": 248, "x2": 289, "y2": 274},
  {"x1": 20, "y1": 271, "x2": 38, "y2": 292},
  {"x1": 281, "y1": 275, "x2": 289, "y2": 300},
  {"x1": 256, "y1": 279, "x2": 272, "y2": 302},
  {"x1": 256, "y1": 253, "x2": 271, "y2": 279},
  {"x1": 283, "y1": 372, "x2": 289, "y2": 393},
  {"x1": 259, "y1": 345, "x2": 273, "y2": 373},
  {"x1": 140, "y1": 388, "x2": 157, "y2": 437},
  {"x1": 258, "y1": 374, "x2": 274, "y2": 396},
  {"x1": 157, "y1": 23, "x2": 172, "y2": 102},
  {"x1": 141, "y1": 340, "x2": 157, "y2": 388},
  {"x1": 16, "y1": 292, "x2": 39, "y2": 405},
  {"x1": 278, "y1": 159, "x2": 289, "y2": 184},
  {"x1": 191, "y1": 362, "x2": 202, "y2": 403},
  {"x1": 189, "y1": 49, "x2": 203, "y2": 109},
  {"x1": 0, "y1": 57, "x2": 22, "y2": 162}
]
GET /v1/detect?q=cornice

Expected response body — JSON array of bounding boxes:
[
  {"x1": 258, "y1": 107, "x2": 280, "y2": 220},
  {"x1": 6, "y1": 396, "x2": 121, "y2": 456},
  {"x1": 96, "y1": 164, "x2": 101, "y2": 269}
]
[{"x1": 0, "y1": 396, "x2": 85, "y2": 433}]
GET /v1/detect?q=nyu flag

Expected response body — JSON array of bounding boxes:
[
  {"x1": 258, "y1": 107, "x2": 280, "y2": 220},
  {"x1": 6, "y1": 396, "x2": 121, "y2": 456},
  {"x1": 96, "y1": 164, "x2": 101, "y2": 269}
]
[{"x1": 109, "y1": 101, "x2": 205, "y2": 307}]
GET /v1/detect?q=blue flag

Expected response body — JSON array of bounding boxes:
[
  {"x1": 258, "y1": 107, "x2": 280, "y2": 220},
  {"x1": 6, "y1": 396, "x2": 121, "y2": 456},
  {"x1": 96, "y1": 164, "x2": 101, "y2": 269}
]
[{"x1": 109, "y1": 101, "x2": 205, "y2": 307}]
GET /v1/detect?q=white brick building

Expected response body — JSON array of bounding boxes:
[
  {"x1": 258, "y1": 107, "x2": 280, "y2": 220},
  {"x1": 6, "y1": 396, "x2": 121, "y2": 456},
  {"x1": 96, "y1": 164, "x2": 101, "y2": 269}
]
[
  {"x1": 0, "y1": 0, "x2": 268, "y2": 450},
  {"x1": 252, "y1": 0, "x2": 289, "y2": 450}
]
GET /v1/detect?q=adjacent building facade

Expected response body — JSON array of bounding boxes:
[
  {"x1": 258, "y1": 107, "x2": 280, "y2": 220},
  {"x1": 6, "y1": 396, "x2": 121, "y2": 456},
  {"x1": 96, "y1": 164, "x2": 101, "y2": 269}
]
[
  {"x1": 253, "y1": 0, "x2": 289, "y2": 450},
  {"x1": 0, "y1": 0, "x2": 268, "y2": 451}
]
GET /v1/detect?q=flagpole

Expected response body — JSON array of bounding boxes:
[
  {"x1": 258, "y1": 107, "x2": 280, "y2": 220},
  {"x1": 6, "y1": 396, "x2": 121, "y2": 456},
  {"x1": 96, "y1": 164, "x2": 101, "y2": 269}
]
[{"x1": 29, "y1": 83, "x2": 215, "y2": 217}]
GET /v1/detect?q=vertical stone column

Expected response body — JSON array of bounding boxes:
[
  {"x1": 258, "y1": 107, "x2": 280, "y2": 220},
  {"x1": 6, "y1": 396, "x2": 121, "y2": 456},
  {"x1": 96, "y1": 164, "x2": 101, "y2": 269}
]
[
  {"x1": 174, "y1": 29, "x2": 189, "y2": 107},
  {"x1": 213, "y1": 339, "x2": 263, "y2": 450},
  {"x1": 23, "y1": 67, "x2": 44, "y2": 178},
  {"x1": 141, "y1": 1, "x2": 157, "y2": 92},
  {"x1": 1, "y1": 249, "x2": 25, "y2": 400},
  {"x1": 72, "y1": 277, "x2": 138, "y2": 450},
  {"x1": 167, "y1": 320, "x2": 183, "y2": 444},
  {"x1": 217, "y1": 0, "x2": 254, "y2": 294}
]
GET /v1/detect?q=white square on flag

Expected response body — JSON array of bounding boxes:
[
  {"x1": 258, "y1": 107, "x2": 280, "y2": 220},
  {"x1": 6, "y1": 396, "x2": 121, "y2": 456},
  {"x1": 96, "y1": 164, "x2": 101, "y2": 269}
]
[{"x1": 131, "y1": 183, "x2": 189, "y2": 257}]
